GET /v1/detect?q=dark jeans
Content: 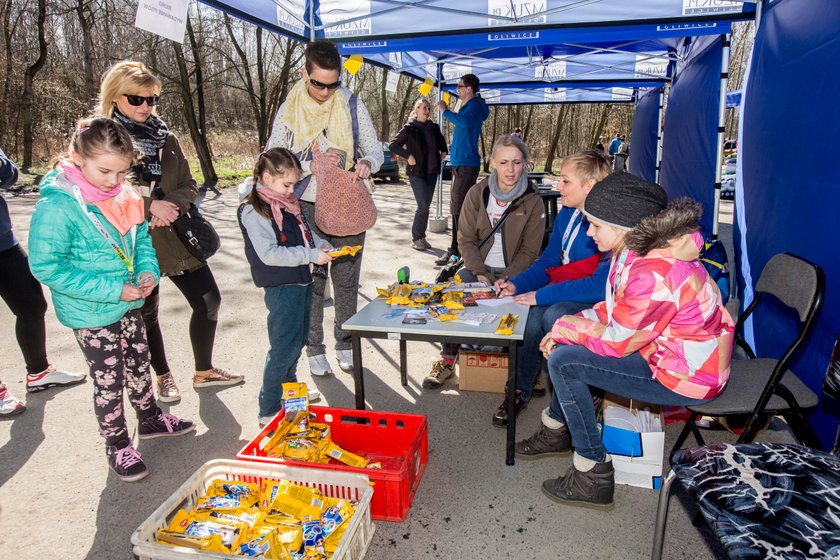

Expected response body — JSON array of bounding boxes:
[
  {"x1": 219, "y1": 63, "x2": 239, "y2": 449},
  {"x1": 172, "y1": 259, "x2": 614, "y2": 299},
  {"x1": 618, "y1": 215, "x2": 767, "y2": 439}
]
[
  {"x1": 516, "y1": 300, "x2": 591, "y2": 401},
  {"x1": 260, "y1": 284, "x2": 312, "y2": 418},
  {"x1": 408, "y1": 173, "x2": 436, "y2": 242},
  {"x1": 546, "y1": 344, "x2": 709, "y2": 462},
  {"x1": 300, "y1": 201, "x2": 365, "y2": 354},
  {"x1": 449, "y1": 166, "x2": 480, "y2": 254},
  {"x1": 140, "y1": 264, "x2": 221, "y2": 374},
  {"x1": 0, "y1": 245, "x2": 49, "y2": 375},
  {"x1": 74, "y1": 310, "x2": 158, "y2": 445}
]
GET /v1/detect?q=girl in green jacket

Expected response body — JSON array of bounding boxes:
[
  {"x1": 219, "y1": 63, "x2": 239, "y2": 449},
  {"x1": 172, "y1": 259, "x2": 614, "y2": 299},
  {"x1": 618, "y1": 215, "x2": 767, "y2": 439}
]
[{"x1": 28, "y1": 117, "x2": 195, "y2": 482}]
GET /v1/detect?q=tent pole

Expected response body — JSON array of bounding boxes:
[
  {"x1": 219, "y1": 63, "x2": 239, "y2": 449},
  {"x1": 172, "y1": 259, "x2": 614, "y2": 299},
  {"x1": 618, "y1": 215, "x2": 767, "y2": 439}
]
[
  {"x1": 655, "y1": 86, "x2": 664, "y2": 184},
  {"x1": 712, "y1": 33, "x2": 731, "y2": 240},
  {"x1": 434, "y1": 62, "x2": 444, "y2": 221},
  {"x1": 308, "y1": 0, "x2": 315, "y2": 41}
]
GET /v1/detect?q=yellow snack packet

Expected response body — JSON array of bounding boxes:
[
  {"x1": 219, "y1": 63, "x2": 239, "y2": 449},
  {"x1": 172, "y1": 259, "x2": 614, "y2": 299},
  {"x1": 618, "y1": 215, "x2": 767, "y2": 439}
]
[
  {"x1": 264, "y1": 514, "x2": 304, "y2": 552},
  {"x1": 198, "y1": 509, "x2": 263, "y2": 528},
  {"x1": 495, "y1": 313, "x2": 519, "y2": 335},
  {"x1": 270, "y1": 482, "x2": 325, "y2": 520},
  {"x1": 263, "y1": 411, "x2": 300, "y2": 454},
  {"x1": 282, "y1": 437, "x2": 321, "y2": 462},
  {"x1": 327, "y1": 245, "x2": 362, "y2": 258},
  {"x1": 235, "y1": 525, "x2": 292, "y2": 559},
  {"x1": 165, "y1": 509, "x2": 243, "y2": 549},
  {"x1": 195, "y1": 492, "x2": 259, "y2": 513},
  {"x1": 208, "y1": 480, "x2": 261, "y2": 498},
  {"x1": 260, "y1": 480, "x2": 287, "y2": 512},
  {"x1": 325, "y1": 441, "x2": 369, "y2": 468},
  {"x1": 321, "y1": 499, "x2": 355, "y2": 554},
  {"x1": 156, "y1": 529, "x2": 229, "y2": 553}
]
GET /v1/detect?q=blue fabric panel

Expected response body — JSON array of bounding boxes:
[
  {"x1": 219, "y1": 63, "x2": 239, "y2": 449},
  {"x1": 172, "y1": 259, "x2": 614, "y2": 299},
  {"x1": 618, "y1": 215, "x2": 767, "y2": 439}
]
[
  {"x1": 737, "y1": 0, "x2": 840, "y2": 449},
  {"x1": 628, "y1": 88, "x2": 660, "y2": 182},
  {"x1": 658, "y1": 37, "x2": 722, "y2": 237}
]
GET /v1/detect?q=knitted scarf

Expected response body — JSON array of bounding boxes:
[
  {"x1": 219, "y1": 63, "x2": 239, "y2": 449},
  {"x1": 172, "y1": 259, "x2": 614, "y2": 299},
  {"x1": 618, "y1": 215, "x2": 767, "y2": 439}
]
[
  {"x1": 112, "y1": 109, "x2": 169, "y2": 184},
  {"x1": 61, "y1": 162, "x2": 144, "y2": 235},
  {"x1": 255, "y1": 185, "x2": 313, "y2": 246},
  {"x1": 280, "y1": 80, "x2": 354, "y2": 170},
  {"x1": 488, "y1": 169, "x2": 529, "y2": 202}
]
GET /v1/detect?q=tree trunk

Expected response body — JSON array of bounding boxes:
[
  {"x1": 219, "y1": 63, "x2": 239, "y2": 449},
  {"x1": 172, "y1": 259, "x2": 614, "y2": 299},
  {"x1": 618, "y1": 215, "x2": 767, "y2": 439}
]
[
  {"x1": 187, "y1": 17, "x2": 208, "y2": 143},
  {"x1": 588, "y1": 104, "x2": 611, "y2": 150},
  {"x1": 172, "y1": 40, "x2": 217, "y2": 186},
  {"x1": 76, "y1": 0, "x2": 96, "y2": 105},
  {"x1": 395, "y1": 75, "x2": 413, "y2": 129},
  {"x1": 224, "y1": 14, "x2": 262, "y2": 145},
  {"x1": 0, "y1": 0, "x2": 13, "y2": 147},
  {"x1": 544, "y1": 105, "x2": 569, "y2": 173},
  {"x1": 379, "y1": 67, "x2": 389, "y2": 140},
  {"x1": 21, "y1": 0, "x2": 47, "y2": 169},
  {"x1": 522, "y1": 105, "x2": 535, "y2": 141}
]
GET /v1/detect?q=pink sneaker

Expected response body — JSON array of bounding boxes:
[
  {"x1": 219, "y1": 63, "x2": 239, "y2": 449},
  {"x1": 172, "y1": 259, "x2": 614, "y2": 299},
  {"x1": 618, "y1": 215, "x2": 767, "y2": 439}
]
[{"x1": 0, "y1": 384, "x2": 25, "y2": 418}]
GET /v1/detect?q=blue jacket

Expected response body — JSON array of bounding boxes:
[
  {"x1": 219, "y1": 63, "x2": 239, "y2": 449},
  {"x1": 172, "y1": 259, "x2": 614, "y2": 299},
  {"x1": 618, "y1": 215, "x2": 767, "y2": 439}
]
[
  {"x1": 28, "y1": 168, "x2": 159, "y2": 329},
  {"x1": 0, "y1": 148, "x2": 19, "y2": 252},
  {"x1": 608, "y1": 137, "x2": 621, "y2": 156},
  {"x1": 509, "y1": 206, "x2": 609, "y2": 306},
  {"x1": 443, "y1": 97, "x2": 490, "y2": 167}
]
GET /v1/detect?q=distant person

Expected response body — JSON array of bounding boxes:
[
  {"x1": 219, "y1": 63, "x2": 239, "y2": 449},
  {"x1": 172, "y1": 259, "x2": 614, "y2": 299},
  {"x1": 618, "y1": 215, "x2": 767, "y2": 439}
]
[
  {"x1": 237, "y1": 148, "x2": 332, "y2": 426},
  {"x1": 98, "y1": 61, "x2": 243, "y2": 403},
  {"x1": 29, "y1": 117, "x2": 195, "y2": 481},
  {"x1": 607, "y1": 133, "x2": 621, "y2": 163},
  {"x1": 423, "y1": 135, "x2": 545, "y2": 389},
  {"x1": 516, "y1": 174, "x2": 733, "y2": 510},
  {"x1": 389, "y1": 98, "x2": 448, "y2": 251},
  {"x1": 723, "y1": 138, "x2": 736, "y2": 151},
  {"x1": 613, "y1": 135, "x2": 629, "y2": 172},
  {"x1": 512, "y1": 127, "x2": 523, "y2": 139},
  {"x1": 435, "y1": 73, "x2": 490, "y2": 266},
  {"x1": 0, "y1": 148, "x2": 85, "y2": 418},
  {"x1": 267, "y1": 40, "x2": 383, "y2": 376},
  {"x1": 594, "y1": 137, "x2": 606, "y2": 156}
]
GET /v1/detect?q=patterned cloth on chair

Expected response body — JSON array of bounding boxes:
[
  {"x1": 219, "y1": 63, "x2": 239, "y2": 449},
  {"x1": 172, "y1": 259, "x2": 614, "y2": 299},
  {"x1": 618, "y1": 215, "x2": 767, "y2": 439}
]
[{"x1": 671, "y1": 443, "x2": 840, "y2": 560}]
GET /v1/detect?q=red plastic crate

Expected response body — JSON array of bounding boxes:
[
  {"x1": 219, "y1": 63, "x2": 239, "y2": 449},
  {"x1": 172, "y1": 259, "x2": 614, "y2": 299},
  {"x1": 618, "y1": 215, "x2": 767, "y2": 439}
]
[{"x1": 237, "y1": 406, "x2": 428, "y2": 522}]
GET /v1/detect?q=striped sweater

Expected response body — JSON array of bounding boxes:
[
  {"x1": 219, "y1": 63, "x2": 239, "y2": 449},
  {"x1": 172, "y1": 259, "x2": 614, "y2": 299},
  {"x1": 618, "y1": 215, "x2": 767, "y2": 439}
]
[{"x1": 550, "y1": 231, "x2": 734, "y2": 400}]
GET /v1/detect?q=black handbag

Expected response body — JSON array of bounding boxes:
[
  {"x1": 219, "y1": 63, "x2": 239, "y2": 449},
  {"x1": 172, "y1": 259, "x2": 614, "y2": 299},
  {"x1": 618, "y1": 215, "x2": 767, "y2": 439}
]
[
  {"x1": 154, "y1": 188, "x2": 220, "y2": 262},
  {"x1": 435, "y1": 207, "x2": 513, "y2": 283}
]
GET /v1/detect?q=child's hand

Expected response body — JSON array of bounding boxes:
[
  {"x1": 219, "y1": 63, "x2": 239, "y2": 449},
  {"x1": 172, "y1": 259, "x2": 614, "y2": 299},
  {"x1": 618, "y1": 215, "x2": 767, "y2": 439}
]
[
  {"x1": 539, "y1": 331, "x2": 557, "y2": 358},
  {"x1": 315, "y1": 250, "x2": 333, "y2": 265},
  {"x1": 137, "y1": 273, "x2": 157, "y2": 298},
  {"x1": 120, "y1": 283, "x2": 143, "y2": 302}
]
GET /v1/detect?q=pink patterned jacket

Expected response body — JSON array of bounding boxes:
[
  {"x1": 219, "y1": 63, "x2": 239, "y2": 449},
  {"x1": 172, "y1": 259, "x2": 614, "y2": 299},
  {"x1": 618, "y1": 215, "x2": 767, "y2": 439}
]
[{"x1": 551, "y1": 232, "x2": 734, "y2": 400}]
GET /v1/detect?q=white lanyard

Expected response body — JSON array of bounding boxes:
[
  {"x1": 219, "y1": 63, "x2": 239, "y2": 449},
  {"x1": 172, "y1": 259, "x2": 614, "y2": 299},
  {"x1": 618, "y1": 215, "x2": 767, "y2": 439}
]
[
  {"x1": 605, "y1": 248, "x2": 629, "y2": 324},
  {"x1": 71, "y1": 184, "x2": 137, "y2": 282},
  {"x1": 560, "y1": 209, "x2": 582, "y2": 265}
]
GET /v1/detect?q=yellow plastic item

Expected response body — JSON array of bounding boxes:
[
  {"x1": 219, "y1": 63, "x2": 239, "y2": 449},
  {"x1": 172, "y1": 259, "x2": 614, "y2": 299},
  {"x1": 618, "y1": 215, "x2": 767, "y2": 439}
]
[
  {"x1": 156, "y1": 530, "x2": 229, "y2": 553},
  {"x1": 269, "y1": 482, "x2": 325, "y2": 520},
  {"x1": 325, "y1": 441, "x2": 369, "y2": 468},
  {"x1": 327, "y1": 245, "x2": 362, "y2": 258},
  {"x1": 495, "y1": 313, "x2": 519, "y2": 335}
]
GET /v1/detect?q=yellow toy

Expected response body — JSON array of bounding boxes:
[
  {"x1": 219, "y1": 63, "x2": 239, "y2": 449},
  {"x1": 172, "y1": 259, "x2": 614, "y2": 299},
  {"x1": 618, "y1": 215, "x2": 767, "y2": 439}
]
[{"x1": 327, "y1": 245, "x2": 362, "y2": 258}]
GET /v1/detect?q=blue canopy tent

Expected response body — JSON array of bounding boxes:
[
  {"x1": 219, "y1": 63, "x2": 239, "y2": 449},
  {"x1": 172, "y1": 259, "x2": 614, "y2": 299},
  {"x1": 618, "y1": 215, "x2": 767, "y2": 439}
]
[
  {"x1": 735, "y1": 0, "x2": 840, "y2": 448},
  {"x1": 628, "y1": 87, "x2": 662, "y2": 183}
]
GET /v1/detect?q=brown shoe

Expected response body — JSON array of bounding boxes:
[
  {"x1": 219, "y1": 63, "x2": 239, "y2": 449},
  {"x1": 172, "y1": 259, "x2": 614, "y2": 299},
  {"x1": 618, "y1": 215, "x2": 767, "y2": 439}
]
[
  {"x1": 193, "y1": 368, "x2": 244, "y2": 389},
  {"x1": 515, "y1": 423, "x2": 572, "y2": 458},
  {"x1": 422, "y1": 359, "x2": 454, "y2": 389},
  {"x1": 542, "y1": 462, "x2": 615, "y2": 511}
]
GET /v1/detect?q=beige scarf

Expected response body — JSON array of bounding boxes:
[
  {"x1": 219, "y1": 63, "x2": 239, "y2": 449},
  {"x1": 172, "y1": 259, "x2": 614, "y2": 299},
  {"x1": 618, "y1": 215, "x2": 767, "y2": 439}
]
[{"x1": 281, "y1": 80, "x2": 354, "y2": 170}]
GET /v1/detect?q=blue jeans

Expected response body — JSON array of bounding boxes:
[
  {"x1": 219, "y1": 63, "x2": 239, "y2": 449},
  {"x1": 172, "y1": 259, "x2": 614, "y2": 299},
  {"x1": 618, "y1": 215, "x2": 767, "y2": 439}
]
[
  {"x1": 516, "y1": 301, "x2": 591, "y2": 401},
  {"x1": 260, "y1": 284, "x2": 312, "y2": 418},
  {"x1": 408, "y1": 174, "x2": 437, "y2": 242},
  {"x1": 546, "y1": 344, "x2": 709, "y2": 462}
]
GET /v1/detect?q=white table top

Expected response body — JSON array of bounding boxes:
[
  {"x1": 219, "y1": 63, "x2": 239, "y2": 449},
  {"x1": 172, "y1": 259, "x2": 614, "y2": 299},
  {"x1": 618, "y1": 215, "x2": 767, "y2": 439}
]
[{"x1": 343, "y1": 298, "x2": 530, "y2": 341}]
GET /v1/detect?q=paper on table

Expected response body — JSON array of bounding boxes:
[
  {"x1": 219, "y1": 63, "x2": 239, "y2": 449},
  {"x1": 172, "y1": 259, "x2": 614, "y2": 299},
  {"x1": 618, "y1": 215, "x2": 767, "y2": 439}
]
[{"x1": 476, "y1": 296, "x2": 514, "y2": 308}]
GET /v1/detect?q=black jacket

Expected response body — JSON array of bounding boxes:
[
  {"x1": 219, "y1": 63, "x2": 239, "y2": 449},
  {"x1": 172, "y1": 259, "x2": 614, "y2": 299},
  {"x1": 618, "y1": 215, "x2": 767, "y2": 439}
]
[{"x1": 389, "y1": 119, "x2": 447, "y2": 177}]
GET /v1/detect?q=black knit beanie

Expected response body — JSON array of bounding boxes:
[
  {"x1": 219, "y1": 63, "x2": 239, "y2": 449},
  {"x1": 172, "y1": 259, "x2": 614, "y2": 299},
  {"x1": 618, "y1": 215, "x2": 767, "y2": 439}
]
[{"x1": 584, "y1": 172, "x2": 668, "y2": 231}]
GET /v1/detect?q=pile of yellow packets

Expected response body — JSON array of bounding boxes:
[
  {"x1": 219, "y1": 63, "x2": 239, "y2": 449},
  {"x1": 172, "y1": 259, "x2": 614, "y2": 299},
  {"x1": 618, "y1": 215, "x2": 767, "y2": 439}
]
[
  {"x1": 262, "y1": 383, "x2": 381, "y2": 470},
  {"x1": 156, "y1": 477, "x2": 357, "y2": 558}
]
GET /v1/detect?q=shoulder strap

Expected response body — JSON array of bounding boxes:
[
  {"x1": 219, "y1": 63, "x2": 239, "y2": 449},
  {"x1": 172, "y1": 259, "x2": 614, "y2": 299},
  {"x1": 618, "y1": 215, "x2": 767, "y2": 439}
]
[
  {"x1": 348, "y1": 93, "x2": 361, "y2": 163},
  {"x1": 445, "y1": 207, "x2": 514, "y2": 272}
]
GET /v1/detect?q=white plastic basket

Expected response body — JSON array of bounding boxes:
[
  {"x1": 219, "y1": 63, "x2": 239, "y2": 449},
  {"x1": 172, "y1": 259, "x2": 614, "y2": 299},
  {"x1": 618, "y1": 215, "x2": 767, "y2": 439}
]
[{"x1": 131, "y1": 459, "x2": 375, "y2": 560}]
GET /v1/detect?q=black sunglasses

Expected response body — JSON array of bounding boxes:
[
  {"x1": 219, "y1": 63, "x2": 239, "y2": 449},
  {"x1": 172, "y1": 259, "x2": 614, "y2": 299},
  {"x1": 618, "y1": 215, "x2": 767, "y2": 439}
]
[
  {"x1": 123, "y1": 94, "x2": 160, "y2": 107},
  {"x1": 308, "y1": 78, "x2": 342, "y2": 91}
]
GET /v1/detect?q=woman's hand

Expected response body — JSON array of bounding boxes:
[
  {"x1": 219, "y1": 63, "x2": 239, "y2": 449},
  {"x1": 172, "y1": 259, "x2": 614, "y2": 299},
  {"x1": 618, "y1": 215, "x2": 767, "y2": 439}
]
[
  {"x1": 539, "y1": 331, "x2": 557, "y2": 358},
  {"x1": 137, "y1": 273, "x2": 157, "y2": 298},
  {"x1": 407, "y1": 155, "x2": 417, "y2": 166},
  {"x1": 513, "y1": 291, "x2": 537, "y2": 306},
  {"x1": 314, "y1": 250, "x2": 333, "y2": 266},
  {"x1": 120, "y1": 283, "x2": 143, "y2": 302},
  {"x1": 149, "y1": 200, "x2": 179, "y2": 227},
  {"x1": 354, "y1": 160, "x2": 372, "y2": 179},
  {"x1": 494, "y1": 278, "x2": 516, "y2": 297}
]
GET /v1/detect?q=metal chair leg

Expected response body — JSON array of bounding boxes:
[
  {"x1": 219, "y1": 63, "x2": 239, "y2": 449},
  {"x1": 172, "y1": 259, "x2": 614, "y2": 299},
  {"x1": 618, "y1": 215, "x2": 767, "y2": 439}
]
[{"x1": 651, "y1": 470, "x2": 678, "y2": 560}]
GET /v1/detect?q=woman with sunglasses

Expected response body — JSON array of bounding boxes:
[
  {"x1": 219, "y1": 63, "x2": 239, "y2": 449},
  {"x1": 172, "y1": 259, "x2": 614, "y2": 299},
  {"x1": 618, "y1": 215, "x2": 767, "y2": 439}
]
[{"x1": 96, "y1": 61, "x2": 243, "y2": 403}]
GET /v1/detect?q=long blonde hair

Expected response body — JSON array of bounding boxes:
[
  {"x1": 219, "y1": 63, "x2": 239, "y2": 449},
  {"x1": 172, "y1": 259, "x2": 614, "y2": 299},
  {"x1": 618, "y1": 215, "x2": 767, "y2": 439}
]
[
  {"x1": 408, "y1": 98, "x2": 431, "y2": 121},
  {"x1": 97, "y1": 61, "x2": 162, "y2": 117}
]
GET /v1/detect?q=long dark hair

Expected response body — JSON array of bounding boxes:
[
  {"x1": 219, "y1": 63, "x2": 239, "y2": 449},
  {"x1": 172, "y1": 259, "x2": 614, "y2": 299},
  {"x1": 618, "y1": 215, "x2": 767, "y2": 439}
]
[{"x1": 245, "y1": 147, "x2": 302, "y2": 220}]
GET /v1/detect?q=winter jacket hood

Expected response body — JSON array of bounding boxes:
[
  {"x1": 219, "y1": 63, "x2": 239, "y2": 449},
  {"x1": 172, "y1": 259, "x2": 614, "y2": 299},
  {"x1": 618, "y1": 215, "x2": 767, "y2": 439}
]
[{"x1": 626, "y1": 197, "x2": 703, "y2": 260}]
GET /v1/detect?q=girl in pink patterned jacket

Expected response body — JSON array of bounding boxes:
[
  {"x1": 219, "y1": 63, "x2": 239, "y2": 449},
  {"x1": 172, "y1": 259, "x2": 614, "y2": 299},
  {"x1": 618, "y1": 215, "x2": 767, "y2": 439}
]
[{"x1": 515, "y1": 172, "x2": 734, "y2": 511}]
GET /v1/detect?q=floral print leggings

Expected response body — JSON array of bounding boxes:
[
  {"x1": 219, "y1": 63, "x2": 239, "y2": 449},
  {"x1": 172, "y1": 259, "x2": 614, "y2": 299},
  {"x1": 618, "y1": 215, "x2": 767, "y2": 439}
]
[{"x1": 73, "y1": 309, "x2": 159, "y2": 445}]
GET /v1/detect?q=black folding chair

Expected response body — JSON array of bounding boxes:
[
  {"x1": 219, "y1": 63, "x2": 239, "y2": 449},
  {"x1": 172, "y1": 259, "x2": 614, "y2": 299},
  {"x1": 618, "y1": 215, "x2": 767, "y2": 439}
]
[{"x1": 670, "y1": 253, "x2": 825, "y2": 454}]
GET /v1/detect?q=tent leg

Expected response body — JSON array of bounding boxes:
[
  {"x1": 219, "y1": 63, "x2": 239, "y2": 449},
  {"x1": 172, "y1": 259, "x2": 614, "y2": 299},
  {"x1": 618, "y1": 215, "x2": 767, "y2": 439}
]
[
  {"x1": 429, "y1": 62, "x2": 448, "y2": 233},
  {"x1": 712, "y1": 33, "x2": 732, "y2": 240}
]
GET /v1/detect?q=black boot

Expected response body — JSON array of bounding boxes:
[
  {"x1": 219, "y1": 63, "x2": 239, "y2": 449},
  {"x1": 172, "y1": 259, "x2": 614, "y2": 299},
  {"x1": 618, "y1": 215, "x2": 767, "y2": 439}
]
[
  {"x1": 515, "y1": 423, "x2": 572, "y2": 458},
  {"x1": 491, "y1": 388, "x2": 528, "y2": 427},
  {"x1": 542, "y1": 462, "x2": 615, "y2": 510}
]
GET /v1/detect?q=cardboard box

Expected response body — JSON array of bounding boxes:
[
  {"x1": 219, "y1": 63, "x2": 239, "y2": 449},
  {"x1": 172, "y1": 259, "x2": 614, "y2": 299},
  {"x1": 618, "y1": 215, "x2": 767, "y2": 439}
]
[
  {"x1": 601, "y1": 394, "x2": 665, "y2": 490},
  {"x1": 457, "y1": 351, "x2": 509, "y2": 393}
]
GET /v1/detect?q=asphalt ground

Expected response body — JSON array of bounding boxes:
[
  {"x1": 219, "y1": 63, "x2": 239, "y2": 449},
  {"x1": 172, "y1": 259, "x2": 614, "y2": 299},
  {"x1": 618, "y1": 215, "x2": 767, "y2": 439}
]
[{"x1": 0, "y1": 179, "x2": 785, "y2": 559}]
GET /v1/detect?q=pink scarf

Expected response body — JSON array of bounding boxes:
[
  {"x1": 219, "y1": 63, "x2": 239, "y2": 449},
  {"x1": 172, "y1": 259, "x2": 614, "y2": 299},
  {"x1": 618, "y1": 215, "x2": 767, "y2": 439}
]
[
  {"x1": 255, "y1": 185, "x2": 310, "y2": 244},
  {"x1": 61, "y1": 162, "x2": 144, "y2": 235}
]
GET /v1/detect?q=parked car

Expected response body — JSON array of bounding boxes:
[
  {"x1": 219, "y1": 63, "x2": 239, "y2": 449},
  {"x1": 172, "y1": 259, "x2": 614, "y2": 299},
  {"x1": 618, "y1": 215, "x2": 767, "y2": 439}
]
[{"x1": 372, "y1": 142, "x2": 400, "y2": 182}]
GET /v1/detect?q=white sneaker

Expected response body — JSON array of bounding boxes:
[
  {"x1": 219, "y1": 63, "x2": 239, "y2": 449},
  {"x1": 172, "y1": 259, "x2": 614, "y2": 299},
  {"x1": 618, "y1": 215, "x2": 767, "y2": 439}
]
[
  {"x1": 336, "y1": 349, "x2": 354, "y2": 372},
  {"x1": 26, "y1": 365, "x2": 86, "y2": 393},
  {"x1": 308, "y1": 354, "x2": 333, "y2": 377},
  {"x1": 308, "y1": 389, "x2": 322, "y2": 403},
  {"x1": 0, "y1": 384, "x2": 25, "y2": 417}
]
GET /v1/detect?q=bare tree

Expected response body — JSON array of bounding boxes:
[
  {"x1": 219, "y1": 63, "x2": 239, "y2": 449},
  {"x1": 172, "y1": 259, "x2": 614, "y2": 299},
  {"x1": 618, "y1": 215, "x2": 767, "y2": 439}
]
[{"x1": 21, "y1": 0, "x2": 48, "y2": 169}]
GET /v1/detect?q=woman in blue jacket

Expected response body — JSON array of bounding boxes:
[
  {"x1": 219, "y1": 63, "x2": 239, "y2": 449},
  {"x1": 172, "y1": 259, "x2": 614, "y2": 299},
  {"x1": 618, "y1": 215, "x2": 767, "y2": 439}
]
[{"x1": 493, "y1": 150, "x2": 612, "y2": 426}]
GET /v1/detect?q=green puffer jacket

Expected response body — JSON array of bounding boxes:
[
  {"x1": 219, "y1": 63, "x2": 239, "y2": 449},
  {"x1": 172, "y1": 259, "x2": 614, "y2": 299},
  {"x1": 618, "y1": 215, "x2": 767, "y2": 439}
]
[
  {"x1": 28, "y1": 168, "x2": 160, "y2": 329},
  {"x1": 131, "y1": 133, "x2": 201, "y2": 276}
]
